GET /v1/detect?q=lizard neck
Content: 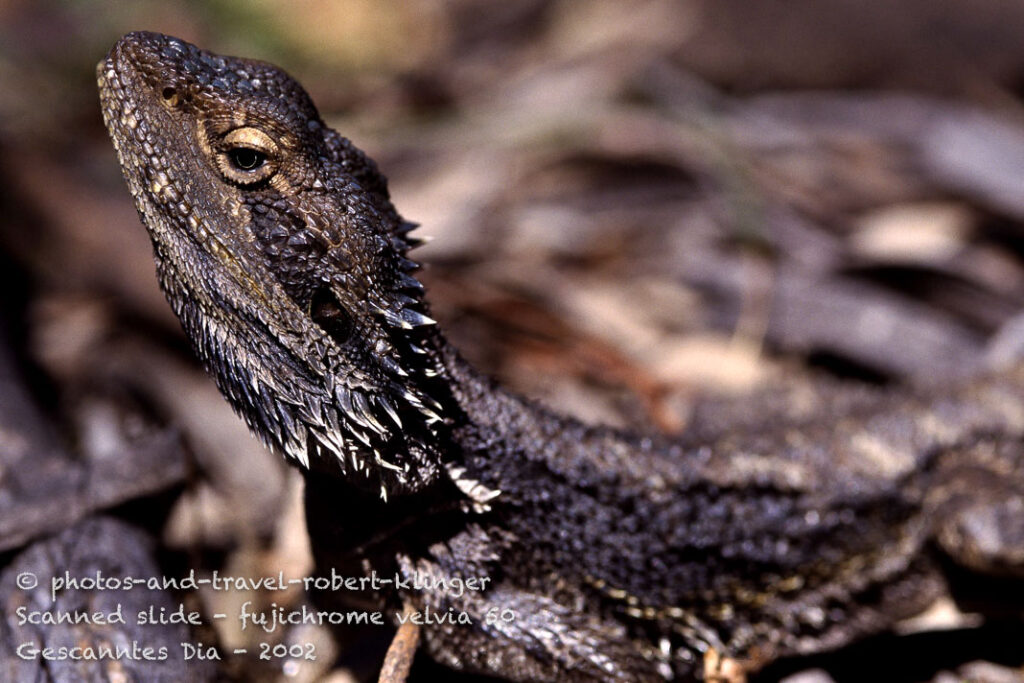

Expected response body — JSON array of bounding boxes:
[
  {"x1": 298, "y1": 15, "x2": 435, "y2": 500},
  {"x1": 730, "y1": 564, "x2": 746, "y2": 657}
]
[{"x1": 424, "y1": 328, "x2": 648, "y2": 499}]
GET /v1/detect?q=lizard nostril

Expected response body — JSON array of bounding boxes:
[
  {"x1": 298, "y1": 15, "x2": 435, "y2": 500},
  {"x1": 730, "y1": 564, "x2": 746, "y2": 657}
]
[{"x1": 161, "y1": 86, "x2": 179, "y2": 107}]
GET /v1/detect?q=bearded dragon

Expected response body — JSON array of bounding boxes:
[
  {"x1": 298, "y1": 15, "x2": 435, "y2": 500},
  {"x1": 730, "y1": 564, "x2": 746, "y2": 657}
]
[{"x1": 98, "y1": 32, "x2": 1024, "y2": 682}]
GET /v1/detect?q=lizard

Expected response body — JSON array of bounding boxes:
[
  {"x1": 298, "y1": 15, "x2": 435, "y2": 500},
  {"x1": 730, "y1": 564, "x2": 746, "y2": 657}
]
[{"x1": 97, "y1": 31, "x2": 1024, "y2": 682}]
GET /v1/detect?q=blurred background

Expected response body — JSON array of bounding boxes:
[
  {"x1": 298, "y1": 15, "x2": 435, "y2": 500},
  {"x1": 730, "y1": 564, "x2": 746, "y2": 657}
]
[{"x1": 2, "y1": 1, "x2": 1024, "y2": 681}]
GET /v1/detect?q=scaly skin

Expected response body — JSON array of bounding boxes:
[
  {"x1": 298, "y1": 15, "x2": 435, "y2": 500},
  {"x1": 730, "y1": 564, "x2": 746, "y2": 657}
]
[{"x1": 98, "y1": 32, "x2": 1024, "y2": 681}]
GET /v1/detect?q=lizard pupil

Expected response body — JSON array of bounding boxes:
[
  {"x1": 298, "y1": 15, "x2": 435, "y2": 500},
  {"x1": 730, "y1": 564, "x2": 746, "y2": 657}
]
[{"x1": 229, "y1": 148, "x2": 265, "y2": 171}]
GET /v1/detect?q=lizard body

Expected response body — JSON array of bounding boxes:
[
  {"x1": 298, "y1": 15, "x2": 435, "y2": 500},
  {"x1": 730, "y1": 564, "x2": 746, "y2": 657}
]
[{"x1": 98, "y1": 32, "x2": 1024, "y2": 681}]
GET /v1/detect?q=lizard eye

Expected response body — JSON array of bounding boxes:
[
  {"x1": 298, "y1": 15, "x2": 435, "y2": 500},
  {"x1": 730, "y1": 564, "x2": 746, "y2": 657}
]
[{"x1": 216, "y1": 127, "x2": 278, "y2": 187}]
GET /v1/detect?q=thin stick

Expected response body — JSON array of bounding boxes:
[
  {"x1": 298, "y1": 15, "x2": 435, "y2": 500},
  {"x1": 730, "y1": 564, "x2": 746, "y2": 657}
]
[{"x1": 378, "y1": 603, "x2": 421, "y2": 683}]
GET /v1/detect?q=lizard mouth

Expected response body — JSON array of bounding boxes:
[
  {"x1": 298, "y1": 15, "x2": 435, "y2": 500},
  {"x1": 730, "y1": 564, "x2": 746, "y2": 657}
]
[
  {"x1": 96, "y1": 36, "x2": 178, "y2": 184},
  {"x1": 96, "y1": 32, "x2": 162, "y2": 111},
  {"x1": 96, "y1": 56, "x2": 124, "y2": 145}
]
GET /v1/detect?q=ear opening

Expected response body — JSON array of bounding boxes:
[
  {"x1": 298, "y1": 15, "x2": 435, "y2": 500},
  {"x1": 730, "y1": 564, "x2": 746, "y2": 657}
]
[{"x1": 310, "y1": 287, "x2": 354, "y2": 344}]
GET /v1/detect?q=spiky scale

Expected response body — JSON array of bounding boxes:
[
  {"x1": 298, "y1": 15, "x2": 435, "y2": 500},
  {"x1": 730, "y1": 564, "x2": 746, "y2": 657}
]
[
  {"x1": 399, "y1": 308, "x2": 436, "y2": 327},
  {"x1": 353, "y1": 390, "x2": 386, "y2": 433},
  {"x1": 377, "y1": 396, "x2": 403, "y2": 429}
]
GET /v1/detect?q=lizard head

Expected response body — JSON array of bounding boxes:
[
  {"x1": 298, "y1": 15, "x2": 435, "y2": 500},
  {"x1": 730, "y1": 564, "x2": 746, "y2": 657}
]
[{"x1": 98, "y1": 32, "x2": 446, "y2": 497}]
